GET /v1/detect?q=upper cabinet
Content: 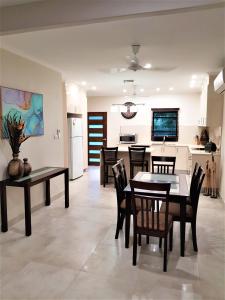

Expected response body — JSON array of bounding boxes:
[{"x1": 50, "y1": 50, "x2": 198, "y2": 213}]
[{"x1": 198, "y1": 75, "x2": 223, "y2": 127}]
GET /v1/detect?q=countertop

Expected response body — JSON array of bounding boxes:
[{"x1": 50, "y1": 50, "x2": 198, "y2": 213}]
[{"x1": 114, "y1": 143, "x2": 220, "y2": 156}]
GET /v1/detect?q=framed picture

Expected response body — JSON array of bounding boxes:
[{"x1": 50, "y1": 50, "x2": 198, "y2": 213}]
[{"x1": 0, "y1": 86, "x2": 44, "y2": 138}]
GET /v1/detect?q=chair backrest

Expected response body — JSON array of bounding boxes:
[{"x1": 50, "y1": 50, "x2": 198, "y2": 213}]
[
  {"x1": 191, "y1": 167, "x2": 205, "y2": 216},
  {"x1": 130, "y1": 180, "x2": 171, "y2": 234},
  {"x1": 190, "y1": 162, "x2": 199, "y2": 199},
  {"x1": 129, "y1": 147, "x2": 146, "y2": 164},
  {"x1": 112, "y1": 161, "x2": 126, "y2": 207},
  {"x1": 131, "y1": 145, "x2": 149, "y2": 148},
  {"x1": 151, "y1": 156, "x2": 176, "y2": 174},
  {"x1": 102, "y1": 147, "x2": 118, "y2": 163},
  {"x1": 117, "y1": 158, "x2": 127, "y2": 187}
]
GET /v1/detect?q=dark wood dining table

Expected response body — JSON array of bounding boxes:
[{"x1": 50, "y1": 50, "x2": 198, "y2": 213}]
[{"x1": 123, "y1": 171, "x2": 189, "y2": 257}]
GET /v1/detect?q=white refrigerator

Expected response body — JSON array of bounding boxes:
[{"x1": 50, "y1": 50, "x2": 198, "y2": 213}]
[{"x1": 68, "y1": 117, "x2": 83, "y2": 180}]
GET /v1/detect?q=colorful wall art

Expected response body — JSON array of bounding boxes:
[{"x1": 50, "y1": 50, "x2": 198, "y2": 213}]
[{"x1": 0, "y1": 86, "x2": 44, "y2": 137}]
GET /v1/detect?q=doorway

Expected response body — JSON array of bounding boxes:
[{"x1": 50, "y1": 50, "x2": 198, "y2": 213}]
[{"x1": 88, "y1": 112, "x2": 107, "y2": 166}]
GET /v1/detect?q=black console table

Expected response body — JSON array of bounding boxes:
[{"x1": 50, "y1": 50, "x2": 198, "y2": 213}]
[{"x1": 0, "y1": 167, "x2": 69, "y2": 236}]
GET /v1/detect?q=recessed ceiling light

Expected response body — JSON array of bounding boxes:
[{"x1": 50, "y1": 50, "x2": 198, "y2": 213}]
[
  {"x1": 81, "y1": 81, "x2": 87, "y2": 86},
  {"x1": 169, "y1": 87, "x2": 174, "y2": 91},
  {"x1": 192, "y1": 74, "x2": 197, "y2": 79},
  {"x1": 140, "y1": 88, "x2": 144, "y2": 92},
  {"x1": 144, "y1": 63, "x2": 152, "y2": 69},
  {"x1": 91, "y1": 86, "x2": 97, "y2": 90},
  {"x1": 156, "y1": 88, "x2": 160, "y2": 92},
  {"x1": 123, "y1": 89, "x2": 127, "y2": 93}
]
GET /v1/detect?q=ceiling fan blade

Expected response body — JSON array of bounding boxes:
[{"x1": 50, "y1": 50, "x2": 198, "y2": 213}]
[
  {"x1": 143, "y1": 66, "x2": 177, "y2": 72},
  {"x1": 109, "y1": 67, "x2": 127, "y2": 74}
]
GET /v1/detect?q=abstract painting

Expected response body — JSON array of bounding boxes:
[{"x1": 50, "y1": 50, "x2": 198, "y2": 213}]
[{"x1": 0, "y1": 86, "x2": 44, "y2": 137}]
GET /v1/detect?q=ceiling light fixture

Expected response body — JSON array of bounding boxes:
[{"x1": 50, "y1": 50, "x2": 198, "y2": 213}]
[
  {"x1": 144, "y1": 63, "x2": 152, "y2": 69},
  {"x1": 81, "y1": 81, "x2": 87, "y2": 86},
  {"x1": 91, "y1": 86, "x2": 97, "y2": 90},
  {"x1": 169, "y1": 87, "x2": 174, "y2": 91},
  {"x1": 192, "y1": 74, "x2": 197, "y2": 79},
  {"x1": 140, "y1": 88, "x2": 144, "y2": 93},
  {"x1": 156, "y1": 88, "x2": 160, "y2": 92},
  {"x1": 123, "y1": 88, "x2": 127, "y2": 93}
]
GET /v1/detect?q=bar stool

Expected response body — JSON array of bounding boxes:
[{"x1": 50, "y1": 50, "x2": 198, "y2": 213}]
[
  {"x1": 129, "y1": 147, "x2": 148, "y2": 179},
  {"x1": 102, "y1": 147, "x2": 118, "y2": 187}
]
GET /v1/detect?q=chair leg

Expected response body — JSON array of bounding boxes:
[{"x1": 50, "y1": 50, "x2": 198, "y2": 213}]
[
  {"x1": 138, "y1": 234, "x2": 142, "y2": 246},
  {"x1": 103, "y1": 165, "x2": 106, "y2": 187},
  {"x1": 130, "y1": 164, "x2": 133, "y2": 180},
  {"x1": 146, "y1": 161, "x2": 149, "y2": 172},
  {"x1": 163, "y1": 236, "x2": 168, "y2": 272},
  {"x1": 159, "y1": 237, "x2": 162, "y2": 249},
  {"x1": 191, "y1": 220, "x2": 198, "y2": 252},
  {"x1": 146, "y1": 236, "x2": 149, "y2": 244},
  {"x1": 119, "y1": 214, "x2": 125, "y2": 230},
  {"x1": 133, "y1": 233, "x2": 137, "y2": 266},
  {"x1": 115, "y1": 211, "x2": 121, "y2": 239},
  {"x1": 169, "y1": 225, "x2": 173, "y2": 251},
  {"x1": 106, "y1": 165, "x2": 109, "y2": 183}
]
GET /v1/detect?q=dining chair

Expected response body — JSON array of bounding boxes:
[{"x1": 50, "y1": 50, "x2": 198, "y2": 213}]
[
  {"x1": 151, "y1": 156, "x2": 176, "y2": 174},
  {"x1": 102, "y1": 147, "x2": 118, "y2": 187},
  {"x1": 112, "y1": 159, "x2": 152, "y2": 241},
  {"x1": 130, "y1": 180, "x2": 173, "y2": 272},
  {"x1": 112, "y1": 161, "x2": 128, "y2": 239},
  {"x1": 160, "y1": 166, "x2": 205, "y2": 252},
  {"x1": 129, "y1": 147, "x2": 148, "y2": 179}
]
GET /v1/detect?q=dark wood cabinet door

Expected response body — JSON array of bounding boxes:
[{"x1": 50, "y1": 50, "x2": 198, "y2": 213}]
[{"x1": 88, "y1": 112, "x2": 107, "y2": 166}]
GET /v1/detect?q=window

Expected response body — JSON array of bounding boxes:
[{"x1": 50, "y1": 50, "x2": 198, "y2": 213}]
[{"x1": 151, "y1": 108, "x2": 179, "y2": 142}]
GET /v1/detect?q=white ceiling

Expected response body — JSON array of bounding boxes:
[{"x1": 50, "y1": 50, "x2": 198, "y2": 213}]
[
  {"x1": 0, "y1": 0, "x2": 44, "y2": 7},
  {"x1": 1, "y1": 5, "x2": 225, "y2": 96}
]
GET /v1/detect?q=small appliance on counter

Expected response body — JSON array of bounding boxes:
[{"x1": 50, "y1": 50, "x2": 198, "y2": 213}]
[
  {"x1": 119, "y1": 133, "x2": 137, "y2": 144},
  {"x1": 205, "y1": 141, "x2": 217, "y2": 153}
]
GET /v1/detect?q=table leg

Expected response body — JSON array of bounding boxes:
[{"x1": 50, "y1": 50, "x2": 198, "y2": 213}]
[
  {"x1": 180, "y1": 198, "x2": 186, "y2": 257},
  {"x1": 65, "y1": 169, "x2": 69, "y2": 208},
  {"x1": 1, "y1": 184, "x2": 8, "y2": 232},
  {"x1": 125, "y1": 193, "x2": 131, "y2": 248},
  {"x1": 24, "y1": 185, "x2": 32, "y2": 236},
  {"x1": 45, "y1": 179, "x2": 50, "y2": 206}
]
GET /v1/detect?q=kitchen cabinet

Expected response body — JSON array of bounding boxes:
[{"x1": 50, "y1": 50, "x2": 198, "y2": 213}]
[
  {"x1": 151, "y1": 144, "x2": 189, "y2": 171},
  {"x1": 198, "y1": 75, "x2": 223, "y2": 127}
]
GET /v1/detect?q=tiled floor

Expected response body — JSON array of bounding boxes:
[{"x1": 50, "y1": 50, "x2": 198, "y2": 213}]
[{"x1": 0, "y1": 167, "x2": 224, "y2": 300}]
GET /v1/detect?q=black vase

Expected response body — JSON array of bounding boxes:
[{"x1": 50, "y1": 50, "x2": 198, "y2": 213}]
[
  {"x1": 200, "y1": 129, "x2": 209, "y2": 146},
  {"x1": 7, "y1": 153, "x2": 24, "y2": 180},
  {"x1": 23, "y1": 158, "x2": 32, "y2": 176}
]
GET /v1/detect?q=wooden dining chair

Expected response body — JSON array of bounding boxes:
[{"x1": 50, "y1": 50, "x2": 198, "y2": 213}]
[
  {"x1": 112, "y1": 161, "x2": 128, "y2": 239},
  {"x1": 102, "y1": 147, "x2": 118, "y2": 187},
  {"x1": 151, "y1": 156, "x2": 176, "y2": 174},
  {"x1": 129, "y1": 147, "x2": 148, "y2": 179},
  {"x1": 130, "y1": 180, "x2": 173, "y2": 272},
  {"x1": 160, "y1": 166, "x2": 205, "y2": 252}
]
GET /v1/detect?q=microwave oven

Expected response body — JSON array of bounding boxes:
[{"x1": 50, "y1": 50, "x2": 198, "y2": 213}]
[{"x1": 119, "y1": 134, "x2": 137, "y2": 144}]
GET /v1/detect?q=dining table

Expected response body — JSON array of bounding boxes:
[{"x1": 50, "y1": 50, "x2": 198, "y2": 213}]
[{"x1": 123, "y1": 171, "x2": 189, "y2": 257}]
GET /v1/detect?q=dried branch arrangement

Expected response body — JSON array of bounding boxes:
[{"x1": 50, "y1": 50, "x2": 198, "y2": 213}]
[{"x1": 4, "y1": 111, "x2": 30, "y2": 154}]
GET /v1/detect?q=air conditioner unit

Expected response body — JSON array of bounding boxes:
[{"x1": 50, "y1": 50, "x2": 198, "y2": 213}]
[{"x1": 214, "y1": 69, "x2": 225, "y2": 94}]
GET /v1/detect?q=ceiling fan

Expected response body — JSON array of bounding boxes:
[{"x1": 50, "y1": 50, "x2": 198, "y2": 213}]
[{"x1": 109, "y1": 44, "x2": 175, "y2": 73}]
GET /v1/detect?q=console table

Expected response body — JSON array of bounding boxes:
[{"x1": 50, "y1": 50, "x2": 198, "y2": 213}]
[{"x1": 0, "y1": 167, "x2": 69, "y2": 236}]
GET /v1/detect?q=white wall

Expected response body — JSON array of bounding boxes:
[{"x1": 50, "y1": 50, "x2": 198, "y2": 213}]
[
  {"x1": 0, "y1": 48, "x2": 65, "y2": 222},
  {"x1": 220, "y1": 94, "x2": 225, "y2": 202},
  {"x1": 88, "y1": 94, "x2": 200, "y2": 146},
  {"x1": 65, "y1": 83, "x2": 88, "y2": 169}
]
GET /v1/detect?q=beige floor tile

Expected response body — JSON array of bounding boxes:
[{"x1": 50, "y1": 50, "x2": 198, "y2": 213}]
[{"x1": 1, "y1": 166, "x2": 224, "y2": 300}]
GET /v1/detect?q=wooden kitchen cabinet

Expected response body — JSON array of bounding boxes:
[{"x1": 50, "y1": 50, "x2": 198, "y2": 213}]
[{"x1": 198, "y1": 75, "x2": 223, "y2": 127}]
